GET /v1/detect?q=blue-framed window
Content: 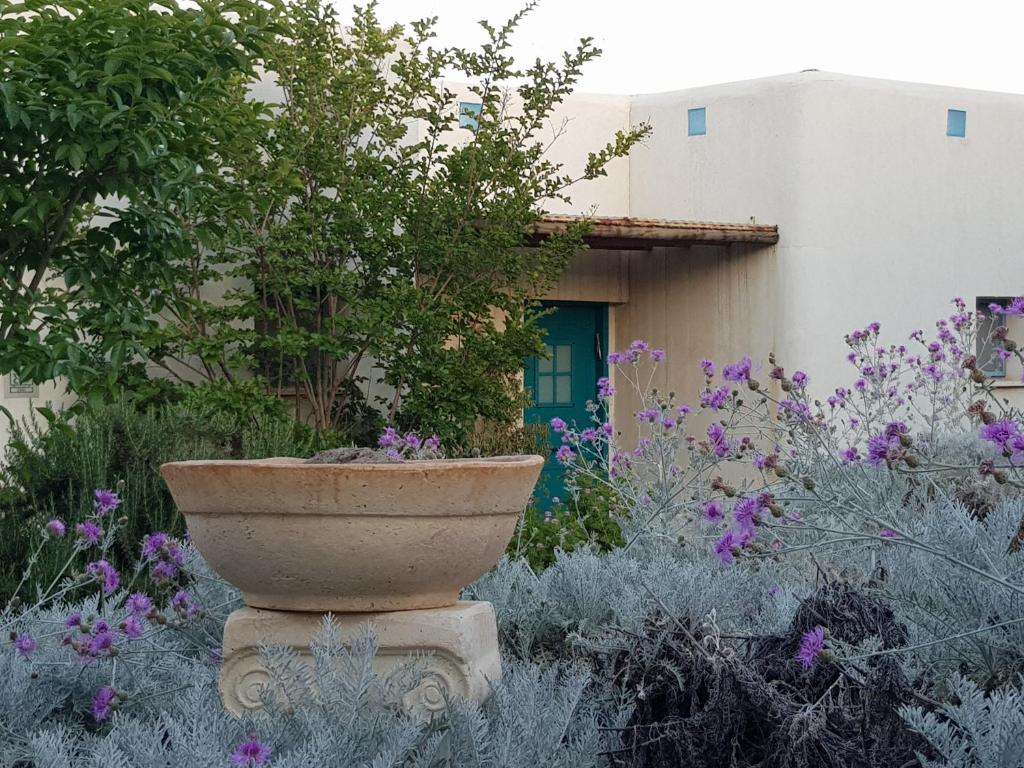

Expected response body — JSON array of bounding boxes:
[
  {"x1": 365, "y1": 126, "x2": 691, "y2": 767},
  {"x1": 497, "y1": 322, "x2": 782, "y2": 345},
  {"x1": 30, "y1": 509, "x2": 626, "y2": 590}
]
[
  {"x1": 458, "y1": 102, "x2": 482, "y2": 130},
  {"x1": 977, "y1": 297, "x2": 1008, "y2": 377},
  {"x1": 947, "y1": 109, "x2": 967, "y2": 138},
  {"x1": 688, "y1": 107, "x2": 706, "y2": 136}
]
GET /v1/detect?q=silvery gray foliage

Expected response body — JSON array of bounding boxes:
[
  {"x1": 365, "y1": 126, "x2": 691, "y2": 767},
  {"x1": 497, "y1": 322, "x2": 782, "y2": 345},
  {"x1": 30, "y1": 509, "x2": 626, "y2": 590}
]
[
  {"x1": 879, "y1": 498, "x2": 1024, "y2": 686},
  {"x1": 466, "y1": 541, "x2": 805, "y2": 662},
  {"x1": 2, "y1": 602, "x2": 622, "y2": 768},
  {"x1": 900, "y1": 675, "x2": 1024, "y2": 768}
]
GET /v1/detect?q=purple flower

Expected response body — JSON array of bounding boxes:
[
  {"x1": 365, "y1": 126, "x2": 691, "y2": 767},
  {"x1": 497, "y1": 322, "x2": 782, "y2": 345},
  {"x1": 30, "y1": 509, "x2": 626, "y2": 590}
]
[
  {"x1": 980, "y1": 420, "x2": 1022, "y2": 453},
  {"x1": 65, "y1": 612, "x2": 83, "y2": 629},
  {"x1": 126, "y1": 593, "x2": 154, "y2": 617},
  {"x1": 45, "y1": 519, "x2": 66, "y2": 538},
  {"x1": 706, "y1": 423, "x2": 731, "y2": 458},
  {"x1": 87, "y1": 628, "x2": 116, "y2": 656},
  {"x1": 796, "y1": 626, "x2": 827, "y2": 669},
  {"x1": 76, "y1": 521, "x2": 103, "y2": 546},
  {"x1": 93, "y1": 489, "x2": 120, "y2": 517},
  {"x1": 699, "y1": 359, "x2": 715, "y2": 378},
  {"x1": 403, "y1": 433, "x2": 422, "y2": 451},
  {"x1": 13, "y1": 634, "x2": 36, "y2": 658},
  {"x1": 722, "y1": 356, "x2": 753, "y2": 383},
  {"x1": 231, "y1": 739, "x2": 272, "y2": 767},
  {"x1": 85, "y1": 559, "x2": 120, "y2": 595},
  {"x1": 791, "y1": 371, "x2": 809, "y2": 388},
  {"x1": 377, "y1": 427, "x2": 399, "y2": 448},
  {"x1": 92, "y1": 686, "x2": 117, "y2": 722},
  {"x1": 713, "y1": 531, "x2": 738, "y2": 565},
  {"x1": 141, "y1": 532, "x2": 169, "y2": 560},
  {"x1": 549, "y1": 417, "x2": 567, "y2": 433},
  {"x1": 555, "y1": 445, "x2": 574, "y2": 464},
  {"x1": 579, "y1": 428, "x2": 599, "y2": 443},
  {"x1": 702, "y1": 501, "x2": 724, "y2": 522},
  {"x1": 879, "y1": 528, "x2": 899, "y2": 539},
  {"x1": 150, "y1": 560, "x2": 179, "y2": 584},
  {"x1": 839, "y1": 447, "x2": 861, "y2": 464},
  {"x1": 991, "y1": 297, "x2": 1024, "y2": 316},
  {"x1": 650, "y1": 348, "x2": 666, "y2": 363},
  {"x1": 425, "y1": 434, "x2": 441, "y2": 451},
  {"x1": 629, "y1": 339, "x2": 649, "y2": 352},
  {"x1": 733, "y1": 497, "x2": 762, "y2": 533},
  {"x1": 636, "y1": 408, "x2": 659, "y2": 423},
  {"x1": 597, "y1": 377, "x2": 615, "y2": 399},
  {"x1": 171, "y1": 590, "x2": 203, "y2": 621},
  {"x1": 700, "y1": 385, "x2": 731, "y2": 411},
  {"x1": 123, "y1": 616, "x2": 144, "y2": 640}
]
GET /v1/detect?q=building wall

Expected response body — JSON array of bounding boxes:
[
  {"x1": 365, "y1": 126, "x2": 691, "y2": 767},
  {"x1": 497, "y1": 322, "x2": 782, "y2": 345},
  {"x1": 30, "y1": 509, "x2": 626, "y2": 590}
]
[{"x1": 627, "y1": 71, "x2": 1024, "y2": 408}]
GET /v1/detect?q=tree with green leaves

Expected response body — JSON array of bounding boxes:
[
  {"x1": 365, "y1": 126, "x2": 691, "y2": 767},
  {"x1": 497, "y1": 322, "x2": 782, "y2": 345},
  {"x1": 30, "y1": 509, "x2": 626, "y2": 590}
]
[
  {"x1": 156, "y1": 0, "x2": 649, "y2": 445},
  {"x1": 0, "y1": 0, "x2": 277, "y2": 406},
  {"x1": 2, "y1": 0, "x2": 649, "y2": 448}
]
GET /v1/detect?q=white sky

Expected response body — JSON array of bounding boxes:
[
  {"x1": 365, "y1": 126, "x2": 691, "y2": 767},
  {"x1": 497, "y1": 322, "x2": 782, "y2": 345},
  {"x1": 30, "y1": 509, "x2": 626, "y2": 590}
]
[{"x1": 335, "y1": 0, "x2": 1024, "y2": 96}]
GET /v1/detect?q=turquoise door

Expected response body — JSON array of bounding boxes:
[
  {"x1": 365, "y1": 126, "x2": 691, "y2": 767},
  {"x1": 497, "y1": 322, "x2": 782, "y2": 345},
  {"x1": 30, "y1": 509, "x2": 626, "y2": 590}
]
[{"x1": 524, "y1": 303, "x2": 607, "y2": 508}]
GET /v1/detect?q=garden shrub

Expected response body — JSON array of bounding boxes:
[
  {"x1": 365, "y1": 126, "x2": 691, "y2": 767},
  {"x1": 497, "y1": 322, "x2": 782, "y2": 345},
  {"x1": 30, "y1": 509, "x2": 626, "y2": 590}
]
[
  {"x1": 0, "y1": 399, "x2": 330, "y2": 603},
  {"x1": 507, "y1": 477, "x2": 625, "y2": 571},
  {"x1": 4, "y1": 297, "x2": 1024, "y2": 766}
]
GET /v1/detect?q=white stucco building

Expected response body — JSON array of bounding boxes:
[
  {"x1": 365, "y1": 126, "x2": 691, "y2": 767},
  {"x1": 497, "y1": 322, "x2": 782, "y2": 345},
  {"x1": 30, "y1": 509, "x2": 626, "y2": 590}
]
[
  {"x1": 4, "y1": 70, "x2": 1024, "y2": 451},
  {"x1": 509, "y1": 71, "x2": 1024, "y2": 443}
]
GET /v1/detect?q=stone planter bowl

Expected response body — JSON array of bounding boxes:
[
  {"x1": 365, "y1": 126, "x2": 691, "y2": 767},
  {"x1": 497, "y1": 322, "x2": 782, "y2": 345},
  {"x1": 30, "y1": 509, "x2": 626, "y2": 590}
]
[{"x1": 160, "y1": 455, "x2": 543, "y2": 612}]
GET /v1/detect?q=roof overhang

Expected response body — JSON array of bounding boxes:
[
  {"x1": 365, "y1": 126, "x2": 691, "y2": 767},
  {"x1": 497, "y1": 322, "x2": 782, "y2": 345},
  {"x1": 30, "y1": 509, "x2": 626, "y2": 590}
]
[{"x1": 532, "y1": 214, "x2": 779, "y2": 250}]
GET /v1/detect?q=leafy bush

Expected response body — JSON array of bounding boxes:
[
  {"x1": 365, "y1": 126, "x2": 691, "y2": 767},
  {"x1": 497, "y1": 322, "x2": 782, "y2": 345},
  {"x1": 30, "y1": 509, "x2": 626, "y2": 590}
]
[
  {"x1": 0, "y1": 399, "x2": 330, "y2": 603},
  {"x1": 508, "y1": 477, "x2": 625, "y2": 571}
]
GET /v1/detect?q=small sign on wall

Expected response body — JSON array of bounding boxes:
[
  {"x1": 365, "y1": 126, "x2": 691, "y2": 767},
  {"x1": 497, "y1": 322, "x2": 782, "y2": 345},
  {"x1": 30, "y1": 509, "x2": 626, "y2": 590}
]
[{"x1": 6, "y1": 372, "x2": 38, "y2": 398}]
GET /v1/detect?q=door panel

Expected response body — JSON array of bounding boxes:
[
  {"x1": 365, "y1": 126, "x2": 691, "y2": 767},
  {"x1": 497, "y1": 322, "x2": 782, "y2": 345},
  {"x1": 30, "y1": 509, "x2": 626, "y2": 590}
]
[{"x1": 524, "y1": 303, "x2": 606, "y2": 508}]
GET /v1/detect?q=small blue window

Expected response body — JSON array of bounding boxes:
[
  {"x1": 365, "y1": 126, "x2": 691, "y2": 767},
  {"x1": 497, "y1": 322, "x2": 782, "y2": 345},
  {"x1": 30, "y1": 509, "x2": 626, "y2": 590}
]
[
  {"x1": 688, "y1": 107, "x2": 706, "y2": 136},
  {"x1": 947, "y1": 109, "x2": 966, "y2": 138},
  {"x1": 459, "y1": 102, "x2": 481, "y2": 130}
]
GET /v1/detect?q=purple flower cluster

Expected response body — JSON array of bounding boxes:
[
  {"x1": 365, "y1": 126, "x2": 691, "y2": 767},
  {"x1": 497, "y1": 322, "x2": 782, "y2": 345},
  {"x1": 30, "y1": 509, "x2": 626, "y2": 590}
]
[
  {"x1": 722, "y1": 356, "x2": 753, "y2": 383},
  {"x1": 608, "y1": 340, "x2": 664, "y2": 366},
  {"x1": 66, "y1": 617, "x2": 119, "y2": 663},
  {"x1": 980, "y1": 420, "x2": 1024, "y2": 463},
  {"x1": 44, "y1": 518, "x2": 66, "y2": 538},
  {"x1": 141, "y1": 532, "x2": 189, "y2": 585},
  {"x1": 706, "y1": 423, "x2": 732, "y2": 458},
  {"x1": 170, "y1": 590, "x2": 203, "y2": 622},
  {"x1": 377, "y1": 427, "x2": 443, "y2": 461},
  {"x1": 864, "y1": 422, "x2": 910, "y2": 466},
  {"x1": 85, "y1": 559, "x2": 120, "y2": 595},
  {"x1": 699, "y1": 385, "x2": 731, "y2": 411}
]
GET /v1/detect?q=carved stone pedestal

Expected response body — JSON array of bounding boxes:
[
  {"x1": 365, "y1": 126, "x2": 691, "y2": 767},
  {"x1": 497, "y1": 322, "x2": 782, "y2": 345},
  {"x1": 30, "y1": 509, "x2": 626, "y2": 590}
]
[{"x1": 220, "y1": 600, "x2": 502, "y2": 717}]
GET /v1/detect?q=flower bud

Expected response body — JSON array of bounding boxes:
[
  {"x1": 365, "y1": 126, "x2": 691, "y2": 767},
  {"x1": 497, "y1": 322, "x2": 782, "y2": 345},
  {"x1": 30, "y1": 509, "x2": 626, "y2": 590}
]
[
  {"x1": 802, "y1": 476, "x2": 816, "y2": 491},
  {"x1": 9, "y1": 597, "x2": 21, "y2": 610},
  {"x1": 903, "y1": 454, "x2": 919, "y2": 468},
  {"x1": 118, "y1": 516, "x2": 128, "y2": 525},
  {"x1": 774, "y1": 465, "x2": 789, "y2": 479},
  {"x1": 898, "y1": 433, "x2": 913, "y2": 448},
  {"x1": 748, "y1": 379, "x2": 761, "y2": 391},
  {"x1": 994, "y1": 470, "x2": 1009, "y2": 484},
  {"x1": 1006, "y1": 339, "x2": 1018, "y2": 352},
  {"x1": 781, "y1": 380, "x2": 792, "y2": 392},
  {"x1": 981, "y1": 411, "x2": 997, "y2": 425},
  {"x1": 970, "y1": 369, "x2": 986, "y2": 383}
]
